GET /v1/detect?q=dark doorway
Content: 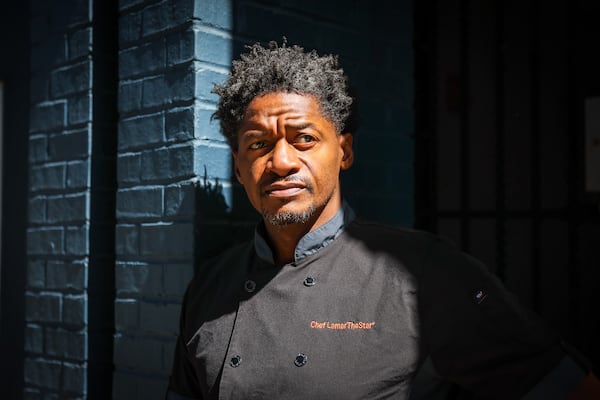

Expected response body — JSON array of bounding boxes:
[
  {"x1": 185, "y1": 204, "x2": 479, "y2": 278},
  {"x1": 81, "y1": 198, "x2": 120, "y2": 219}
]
[
  {"x1": 0, "y1": 2, "x2": 30, "y2": 399},
  {"x1": 415, "y1": 0, "x2": 600, "y2": 368}
]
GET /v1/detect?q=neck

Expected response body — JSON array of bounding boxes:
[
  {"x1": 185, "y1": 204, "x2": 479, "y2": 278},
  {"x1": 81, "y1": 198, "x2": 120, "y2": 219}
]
[
  {"x1": 264, "y1": 225, "x2": 307, "y2": 266},
  {"x1": 263, "y1": 197, "x2": 342, "y2": 265}
]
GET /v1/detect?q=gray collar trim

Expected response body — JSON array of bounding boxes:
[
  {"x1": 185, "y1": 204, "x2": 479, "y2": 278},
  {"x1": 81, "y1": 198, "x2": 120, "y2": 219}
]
[{"x1": 254, "y1": 201, "x2": 356, "y2": 265}]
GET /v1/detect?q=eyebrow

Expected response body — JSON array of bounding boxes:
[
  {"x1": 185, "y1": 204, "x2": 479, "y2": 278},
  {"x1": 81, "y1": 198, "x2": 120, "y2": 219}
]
[
  {"x1": 239, "y1": 130, "x2": 266, "y2": 143},
  {"x1": 287, "y1": 123, "x2": 315, "y2": 130}
]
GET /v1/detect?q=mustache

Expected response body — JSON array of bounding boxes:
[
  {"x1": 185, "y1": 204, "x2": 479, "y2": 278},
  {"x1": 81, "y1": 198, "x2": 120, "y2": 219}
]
[{"x1": 260, "y1": 174, "x2": 313, "y2": 192}]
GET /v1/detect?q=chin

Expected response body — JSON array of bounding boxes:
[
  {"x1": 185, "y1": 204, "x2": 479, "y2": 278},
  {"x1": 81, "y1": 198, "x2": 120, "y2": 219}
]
[{"x1": 262, "y1": 204, "x2": 318, "y2": 226}]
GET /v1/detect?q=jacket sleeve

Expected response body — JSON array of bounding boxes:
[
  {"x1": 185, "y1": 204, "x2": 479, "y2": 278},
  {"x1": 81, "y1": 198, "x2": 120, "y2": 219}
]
[{"x1": 418, "y1": 238, "x2": 566, "y2": 399}]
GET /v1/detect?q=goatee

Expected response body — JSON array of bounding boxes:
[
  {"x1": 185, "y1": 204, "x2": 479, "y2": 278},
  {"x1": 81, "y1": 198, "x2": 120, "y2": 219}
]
[{"x1": 262, "y1": 205, "x2": 318, "y2": 226}]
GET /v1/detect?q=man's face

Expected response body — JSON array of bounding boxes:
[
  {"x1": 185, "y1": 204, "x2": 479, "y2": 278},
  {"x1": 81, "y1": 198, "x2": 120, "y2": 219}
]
[{"x1": 233, "y1": 92, "x2": 353, "y2": 228}]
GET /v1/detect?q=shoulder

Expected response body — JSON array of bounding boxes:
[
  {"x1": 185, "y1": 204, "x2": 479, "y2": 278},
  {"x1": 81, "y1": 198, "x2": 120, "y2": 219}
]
[{"x1": 342, "y1": 218, "x2": 450, "y2": 271}]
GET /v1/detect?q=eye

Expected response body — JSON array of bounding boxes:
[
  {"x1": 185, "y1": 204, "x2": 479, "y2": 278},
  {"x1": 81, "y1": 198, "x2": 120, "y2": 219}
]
[
  {"x1": 295, "y1": 134, "x2": 316, "y2": 145},
  {"x1": 249, "y1": 141, "x2": 267, "y2": 150}
]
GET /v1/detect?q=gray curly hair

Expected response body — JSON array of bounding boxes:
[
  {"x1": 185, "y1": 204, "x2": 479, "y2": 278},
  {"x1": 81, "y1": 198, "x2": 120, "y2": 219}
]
[{"x1": 212, "y1": 40, "x2": 354, "y2": 149}]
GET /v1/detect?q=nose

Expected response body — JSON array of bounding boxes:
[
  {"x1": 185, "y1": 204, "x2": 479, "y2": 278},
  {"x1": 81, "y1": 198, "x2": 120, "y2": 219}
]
[{"x1": 267, "y1": 138, "x2": 301, "y2": 176}]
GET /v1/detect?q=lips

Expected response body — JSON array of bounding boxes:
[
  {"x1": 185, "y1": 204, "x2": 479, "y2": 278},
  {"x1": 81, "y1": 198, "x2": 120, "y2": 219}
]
[{"x1": 264, "y1": 182, "x2": 306, "y2": 198}]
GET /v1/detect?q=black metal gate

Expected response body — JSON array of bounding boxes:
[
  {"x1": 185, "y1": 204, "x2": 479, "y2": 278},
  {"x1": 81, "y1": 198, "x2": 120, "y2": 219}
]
[{"x1": 414, "y1": 0, "x2": 600, "y2": 369}]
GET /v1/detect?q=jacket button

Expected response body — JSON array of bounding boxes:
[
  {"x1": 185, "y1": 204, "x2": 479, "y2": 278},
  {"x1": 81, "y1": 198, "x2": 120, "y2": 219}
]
[
  {"x1": 303, "y1": 276, "x2": 316, "y2": 287},
  {"x1": 244, "y1": 280, "x2": 256, "y2": 293},
  {"x1": 230, "y1": 355, "x2": 242, "y2": 367},
  {"x1": 294, "y1": 353, "x2": 308, "y2": 367}
]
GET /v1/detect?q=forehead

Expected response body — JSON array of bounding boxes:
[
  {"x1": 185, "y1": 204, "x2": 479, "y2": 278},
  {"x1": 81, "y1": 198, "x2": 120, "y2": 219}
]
[{"x1": 242, "y1": 92, "x2": 326, "y2": 122}]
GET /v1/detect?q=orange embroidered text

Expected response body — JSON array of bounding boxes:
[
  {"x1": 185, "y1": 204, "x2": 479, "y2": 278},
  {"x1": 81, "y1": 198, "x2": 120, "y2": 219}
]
[{"x1": 310, "y1": 320, "x2": 376, "y2": 330}]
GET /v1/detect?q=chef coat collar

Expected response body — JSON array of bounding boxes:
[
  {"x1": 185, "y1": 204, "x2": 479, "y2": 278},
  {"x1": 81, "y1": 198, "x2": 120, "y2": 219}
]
[{"x1": 254, "y1": 200, "x2": 356, "y2": 265}]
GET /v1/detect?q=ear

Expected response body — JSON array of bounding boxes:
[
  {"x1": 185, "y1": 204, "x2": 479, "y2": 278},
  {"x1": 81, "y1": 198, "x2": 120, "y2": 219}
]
[
  {"x1": 231, "y1": 150, "x2": 244, "y2": 184},
  {"x1": 339, "y1": 133, "x2": 354, "y2": 170}
]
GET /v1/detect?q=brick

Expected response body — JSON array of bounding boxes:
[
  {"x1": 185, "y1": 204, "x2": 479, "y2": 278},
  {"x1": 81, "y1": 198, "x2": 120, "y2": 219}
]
[
  {"x1": 137, "y1": 375, "x2": 169, "y2": 400},
  {"x1": 115, "y1": 224, "x2": 139, "y2": 256},
  {"x1": 24, "y1": 358, "x2": 62, "y2": 390},
  {"x1": 48, "y1": 129, "x2": 90, "y2": 161},
  {"x1": 163, "y1": 263, "x2": 193, "y2": 298},
  {"x1": 194, "y1": 30, "x2": 232, "y2": 67},
  {"x1": 194, "y1": 143, "x2": 232, "y2": 181},
  {"x1": 118, "y1": 80, "x2": 143, "y2": 113},
  {"x1": 62, "y1": 362, "x2": 86, "y2": 394},
  {"x1": 29, "y1": 135, "x2": 48, "y2": 163},
  {"x1": 118, "y1": 113, "x2": 164, "y2": 150},
  {"x1": 116, "y1": 186, "x2": 163, "y2": 218},
  {"x1": 117, "y1": 153, "x2": 141, "y2": 184},
  {"x1": 164, "y1": 182, "x2": 195, "y2": 217},
  {"x1": 118, "y1": 11, "x2": 142, "y2": 45},
  {"x1": 47, "y1": 193, "x2": 89, "y2": 224},
  {"x1": 31, "y1": 35, "x2": 67, "y2": 72},
  {"x1": 140, "y1": 302, "x2": 179, "y2": 335},
  {"x1": 142, "y1": 0, "x2": 194, "y2": 37},
  {"x1": 45, "y1": 328, "x2": 87, "y2": 360},
  {"x1": 116, "y1": 263, "x2": 162, "y2": 295},
  {"x1": 25, "y1": 292, "x2": 62, "y2": 323},
  {"x1": 194, "y1": 176, "x2": 233, "y2": 218},
  {"x1": 67, "y1": 160, "x2": 90, "y2": 188},
  {"x1": 30, "y1": 163, "x2": 66, "y2": 191},
  {"x1": 115, "y1": 299, "x2": 139, "y2": 331},
  {"x1": 65, "y1": 224, "x2": 90, "y2": 255},
  {"x1": 140, "y1": 148, "x2": 170, "y2": 181},
  {"x1": 140, "y1": 222, "x2": 193, "y2": 258},
  {"x1": 63, "y1": 294, "x2": 87, "y2": 326},
  {"x1": 165, "y1": 106, "x2": 194, "y2": 142},
  {"x1": 46, "y1": 260, "x2": 87, "y2": 291},
  {"x1": 27, "y1": 259, "x2": 46, "y2": 289},
  {"x1": 194, "y1": 107, "x2": 223, "y2": 142},
  {"x1": 48, "y1": 0, "x2": 90, "y2": 31},
  {"x1": 113, "y1": 334, "x2": 162, "y2": 371},
  {"x1": 166, "y1": 29, "x2": 194, "y2": 66},
  {"x1": 31, "y1": 73, "x2": 50, "y2": 105},
  {"x1": 119, "y1": 39, "x2": 166, "y2": 78},
  {"x1": 69, "y1": 27, "x2": 92, "y2": 60},
  {"x1": 24, "y1": 387, "x2": 42, "y2": 400},
  {"x1": 112, "y1": 370, "x2": 137, "y2": 400},
  {"x1": 162, "y1": 337, "x2": 177, "y2": 373},
  {"x1": 119, "y1": 0, "x2": 146, "y2": 11},
  {"x1": 30, "y1": 102, "x2": 66, "y2": 132},
  {"x1": 68, "y1": 94, "x2": 92, "y2": 125},
  {"x1": 27, "y1": 228, "x2": 63, "y2": 256},
  {"x1": 166, "y1": 29, "x2": 195, "y2": 66},
  {"x1": 29, "y1": 197, "x2": 47, "y2": 225},
  {"x1": 193, "y1": 0, "x2": 233, "y2": 29},
  {"x1": 50, "y1": 61, "x2": 92, "y2": 98},
  {"x1": 194, "y1": 67, "x2": 226, "y2": 103},
  {"x1": 142, "y1": 67, "x2": 195, "y2": 108},
  {"x1": 25, "y1": 324, "x2": 44, "y2": 354}
]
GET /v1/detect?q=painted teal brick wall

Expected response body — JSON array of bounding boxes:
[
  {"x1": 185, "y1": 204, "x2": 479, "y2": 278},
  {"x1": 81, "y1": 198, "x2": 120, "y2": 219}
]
[
  {"x1": 113, "y1": 0, "x2": 234, "y2": 398},
  {"x1": 25, "y1": 0, "x2": 94, "y2": 398}
]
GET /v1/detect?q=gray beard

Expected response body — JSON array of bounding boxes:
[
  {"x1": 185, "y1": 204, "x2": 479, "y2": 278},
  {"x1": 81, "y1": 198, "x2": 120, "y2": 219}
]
[{"x1": 262, "y1": 204, "x2": 318, "y2": 226}]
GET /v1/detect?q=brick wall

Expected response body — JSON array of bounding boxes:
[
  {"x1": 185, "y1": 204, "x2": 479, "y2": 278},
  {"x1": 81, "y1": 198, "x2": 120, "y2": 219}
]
[
  {"x1": 113, "y1": 0, "x2": 234, "y2": 398},
  {"x1": 25, "y1": 0, "x2": 94, "y2": 398}
]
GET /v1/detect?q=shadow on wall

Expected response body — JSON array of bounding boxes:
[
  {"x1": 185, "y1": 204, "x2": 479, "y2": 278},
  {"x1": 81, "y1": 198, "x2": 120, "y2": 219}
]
[{"x1": 194, "y1": 169, "x2": 258, "y2": 270}]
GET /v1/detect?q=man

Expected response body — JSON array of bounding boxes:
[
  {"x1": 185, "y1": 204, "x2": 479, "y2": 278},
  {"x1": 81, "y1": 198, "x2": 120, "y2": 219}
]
[{"x1": 167, "y1": 41, "x2": 599, "y2": 399}]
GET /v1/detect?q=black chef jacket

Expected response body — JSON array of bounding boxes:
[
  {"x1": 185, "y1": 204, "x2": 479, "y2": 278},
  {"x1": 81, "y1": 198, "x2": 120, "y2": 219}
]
[{"x1": 167, "y1": 203, "x2": 576, "y2": 399}]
